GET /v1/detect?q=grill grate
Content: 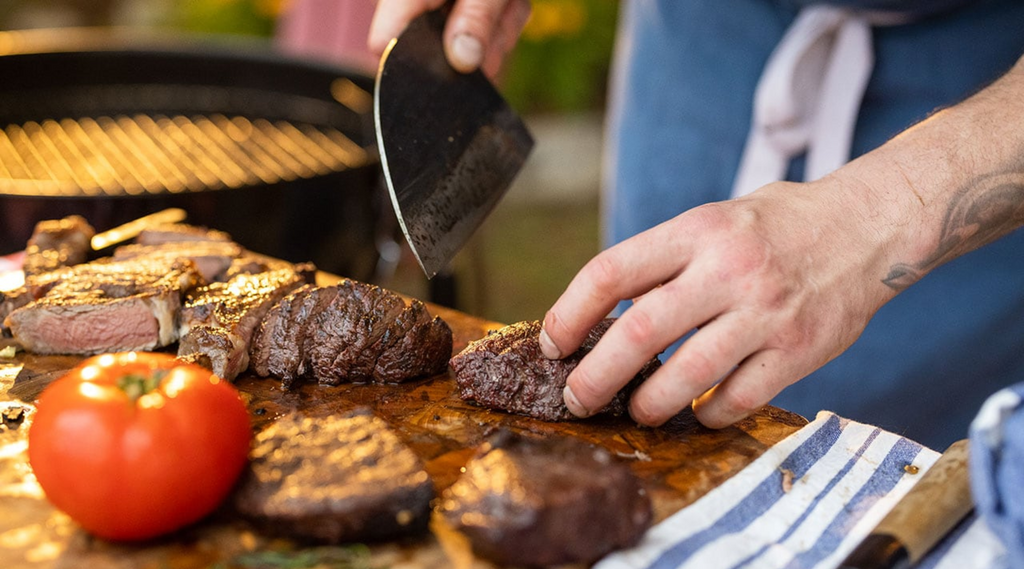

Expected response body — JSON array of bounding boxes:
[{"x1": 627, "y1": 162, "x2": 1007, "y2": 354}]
[{"x1": 0, "y1": 113, "x2": 371, "y2": 197}]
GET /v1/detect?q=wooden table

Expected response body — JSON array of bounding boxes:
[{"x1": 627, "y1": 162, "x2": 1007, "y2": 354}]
[{"x1": 0, "y1": 286, "x2": 806, "y2": 569}]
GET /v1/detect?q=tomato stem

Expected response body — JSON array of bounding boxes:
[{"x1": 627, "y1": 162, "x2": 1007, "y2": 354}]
[{"x1": 117, "y1": 371, "x2": 166, "y2": 402}]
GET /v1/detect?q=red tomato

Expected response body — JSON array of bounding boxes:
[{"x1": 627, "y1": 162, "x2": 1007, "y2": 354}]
[{"x1": 28, "y1": 352, "x2": 252, "y2": 541}]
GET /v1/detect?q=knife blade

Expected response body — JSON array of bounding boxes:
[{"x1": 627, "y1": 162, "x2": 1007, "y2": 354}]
[
  {"x1": 839, "y1": 439, "x2": 973, "y2": 569},
  {"x1": 374, "y1": 5, "x2": 534, "y2": 278}
]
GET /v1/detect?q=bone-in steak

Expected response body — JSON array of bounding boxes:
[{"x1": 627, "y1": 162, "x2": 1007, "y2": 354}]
[
  {"x1": 250, "y1": 280, "x2": 452, "y2": 386},
  {"x1": 232, "y1": 409, "x2": 434, "y2": 543},
  {"x1": 439, "y1": 431, "x2": 653, "y2": 566},
  {"x1": 4, "y1": 258, "x2": 202, "y2": 354},
  {"x1": 177, "y1": 267, "x2": 305, "y2": 381},
  {"x1": 449, "y1": 319, "x2": 661, "y2": 421}
]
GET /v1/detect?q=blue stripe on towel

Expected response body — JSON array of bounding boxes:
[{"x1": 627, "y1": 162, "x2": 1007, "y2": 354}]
[
  {"x1": 728, "y1": 428, "x2": 883, "y2": 569},
  {"x1": 648, "y1": 414, "x2": 843, "y2": 569},
  {"x1": 779, "y1": 436, "x2": 924, "y2": 569}
]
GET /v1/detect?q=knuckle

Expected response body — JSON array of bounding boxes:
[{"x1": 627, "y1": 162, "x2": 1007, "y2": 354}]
[
  {"x1": 580, "y1": 253, "x2": 622, "y2": 297},
  {"x1": 677, "y1": 349, "x2": 720, "y2": 386},
  {"x1": 618, "y1": 309, "x2": 656, "y2": 348}
]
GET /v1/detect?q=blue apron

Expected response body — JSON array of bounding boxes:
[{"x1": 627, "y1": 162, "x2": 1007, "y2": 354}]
[{"x1": 605, "y1": 0, "x2": 1024, "y2": 449}]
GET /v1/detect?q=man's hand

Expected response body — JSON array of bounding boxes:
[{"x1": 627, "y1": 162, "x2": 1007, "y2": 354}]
[
  {"x1": 545, "y1": 54, "x2": 1024, "y2": 430},
  {"x1": 368, "y1": 0, "x2": 531, "y2": 77},
  {"x1": 542, "y1": 181, "x2": 899, "y2": 429}
]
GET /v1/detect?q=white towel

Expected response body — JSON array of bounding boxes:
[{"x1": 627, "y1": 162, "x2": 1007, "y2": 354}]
[{"x1": 597, "y1": 411, "x2": 1007, "y2": 569}]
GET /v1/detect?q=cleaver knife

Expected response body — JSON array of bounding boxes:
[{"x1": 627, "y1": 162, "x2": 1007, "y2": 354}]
[{"x1": 374, "y1": 5, "x2": 534, "y2": 278}]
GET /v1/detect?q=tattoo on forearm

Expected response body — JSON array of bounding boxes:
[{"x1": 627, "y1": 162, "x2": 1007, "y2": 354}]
[{"x1": 883, "y1": 168, "x2": 1024, "y2": 291}]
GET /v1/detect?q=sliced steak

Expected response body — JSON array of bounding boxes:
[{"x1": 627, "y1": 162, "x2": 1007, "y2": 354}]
[
  {"x1": 439, "y1": 431, "x2": 653, "y2": 566},
  {"x1": 135, "y1": 223, "x2": 232, "y2": 246},
  {"x1": 250, "y1": 280, "x2": 452, "y2": 386},
  {"x1": 233, "y1": 409, "x2": 433, "y2": 543},
  {"x1": 113, "y1": 240, "x2": 245, "y2": 283},
  {"x1": 249, "y1": 285, "x2": 337, "y2": 388},
  {"x1": 177, "y1": 267, "x2": 305, "y2": 380},
  {"x1": 449, "y1": 319, "x2": 661, "y2": 421},
  {"x1": 22, "y1": 215, "x2": 95, "y2": 276},
  {"x1": 4, "y1": 258, "x2": 201, "y2": 354}
]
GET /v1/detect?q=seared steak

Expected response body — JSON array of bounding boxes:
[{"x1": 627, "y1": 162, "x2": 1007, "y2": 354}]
[
  {"x1": 249, "y1": 285, "x2": 335, "y2": 388},
  {"x1": 113, "y1": 240, "x2": 245, "y2": 283},
  {"x1": 22, "y1": 215, "x2": 95, "y2": 276},
  {"x1": 449, "y1": 319, "x2": 661, "y2": 421},
  {"x1": 232, "y1": 409, "x2": 433, "y2": 543},
  {"x1": 4, "y1": 258, "x2": 201, "y2": 354},
  {"x1": 250, "y1": 280, "x2": 452, "y2": 386},
  {"x1": 178, "y1": 267, "x2": 305, "y2": 380},
  {"x1": 439, "y1": 431, "x2": 653, "y2": 566},
  {"x1": 135, "y1": 223, "x2": 232, "y2": 246}
]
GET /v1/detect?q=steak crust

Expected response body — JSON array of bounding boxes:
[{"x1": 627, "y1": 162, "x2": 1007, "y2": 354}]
[
  {"x1": 250, "y1": 280, "x2": 452, "y2": 386},
  {"x1": 439, "y1": 431, "x2": 653, "y2": 566},
  {"x1": 449, "y1": 319, "x2": 661, "y2": 421},
  {"x1": 232, "y1": 410, "x2": 434, "y2": 543}
]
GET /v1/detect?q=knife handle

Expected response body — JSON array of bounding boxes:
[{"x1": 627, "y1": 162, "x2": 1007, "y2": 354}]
[{"x1": 840, "y1": 439, "x2": 973, "y2": 569}]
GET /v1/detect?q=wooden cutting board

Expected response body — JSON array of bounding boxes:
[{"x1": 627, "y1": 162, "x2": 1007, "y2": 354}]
[{"x1": 0, "y1": 281, "x2": 806, "y2": 569}]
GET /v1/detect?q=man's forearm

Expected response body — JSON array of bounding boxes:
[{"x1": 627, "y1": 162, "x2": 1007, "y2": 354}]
[{"x1": 835, "y1": 54, "x2": 1024, "y2": 292}]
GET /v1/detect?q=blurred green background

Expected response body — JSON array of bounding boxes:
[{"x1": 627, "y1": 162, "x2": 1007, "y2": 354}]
[{"x1": 0, "y1": 0, "x2": 616, "y2": 324}]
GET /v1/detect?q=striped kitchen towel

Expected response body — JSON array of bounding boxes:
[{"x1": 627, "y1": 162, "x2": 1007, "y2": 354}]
[{"x1": 597, "y1": 411, "x2": 1007, "y2": 569}]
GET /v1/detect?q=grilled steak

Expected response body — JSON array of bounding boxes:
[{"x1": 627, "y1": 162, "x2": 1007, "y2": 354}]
[
  {"x1": 249, "y1": 284, "x2": 334, "y2": 388},
  {"x1": 232, "y1": 409, "x2": 434, "y2": 543},
  {"x1": 4, "y1": 258, "x2": 202, "y2": 354},
  {"x1": 113, "y1": 240, "x2": 245, "y2": 283},
  {"x1": 178, "y1": 267, "x2": 305, "y2": 380},
  {"x1": 250, "y1": 280, "x2": 452, "y2": 386},
  {"x1": 135, "y1": 223, "x2": 232, "y2": 246},
  {"x1": 22, "y1": 215, "x2": 95, "y2": 276},
  {"x1": 450, "y1": 319, "x2": 661, "y2": 421},
  {"x1": 439, "y1": 431, "x2": 653, "y2": 566}
]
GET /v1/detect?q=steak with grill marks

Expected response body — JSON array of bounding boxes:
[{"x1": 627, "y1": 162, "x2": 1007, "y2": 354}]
[
  {"x1": 439, "y1": 431, "x2": 653, "y2": 566},
  {"x1": 4, "y1": 258, "x2": 202, "y2": 354},
  {"x1": 449, "y1": 319, "x2": 661, "y2": 421},
  {"x1": 232, "y1": 409, "x2": 434, "y2": 543},
  {"x1": 249, "y1": 285, "x2": 337, "y2": 388},
  {"x1": 177, "y1": 267, "x2": 306, "y2": 380},
  {"x1": 249, "y1": 280, "x2": 452, "y2": 386}
]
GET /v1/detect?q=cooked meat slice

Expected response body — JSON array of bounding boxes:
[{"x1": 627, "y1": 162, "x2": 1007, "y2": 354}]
[
  {"x1": 177, "y1": 268, "x2": 305, "y2": 380},
  {"x1": 250, "y1": 280, "x2": 452, "y2": 387},
  {"x1": 22, "y1": 215, "x2": 95, "y2": 276},
  {"x1": 113, "y1": 241, "x2": 245, "y2": 283},
  {"x1": 439, "y1": 431, "x2": 652, "y2": 566},
  {"x1": 304, "y1": 280, "x2": 408, "y2": 384},
  {"x1": 4, "y1": 258, "x2": 201, "y2": 354},
  {"x1": 135, "y1": 223, "x2": 232, "y2": 246},
  {"x1": 232, "y1": 409, "x2": 433, "y2": 543},
  {"x1": 373, "y1": 300, "x2": 454, "y2": 383},
  {"x1": 249, "y1": 285, "x2": 338, "y2": 388},
  {"x1": 449, "y1": 319, "x2": 660, "y2": 421}
]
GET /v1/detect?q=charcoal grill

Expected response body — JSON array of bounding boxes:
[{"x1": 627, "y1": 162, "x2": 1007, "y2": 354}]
[{"x1": 0, "y1": 28, "x2": 394, "y2": 282}]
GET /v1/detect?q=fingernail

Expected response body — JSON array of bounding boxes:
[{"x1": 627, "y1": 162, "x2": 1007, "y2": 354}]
[
  {"x1": 538, "y1": 327, "x2": 561, "y2": 359},
  {"x1": 450, "y1": 33, "x2": 483, "y2": 71},
  {"x1": 563, "y1": 385, "x2": 591, "y2": 418}
]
